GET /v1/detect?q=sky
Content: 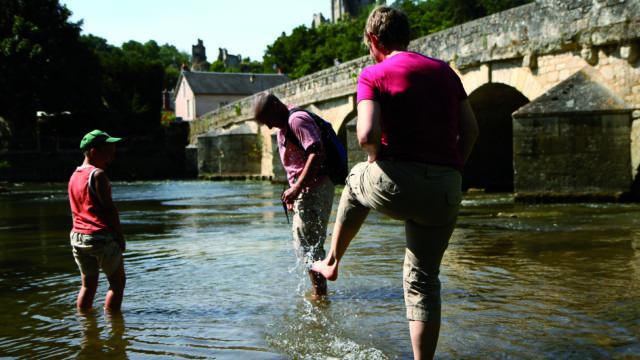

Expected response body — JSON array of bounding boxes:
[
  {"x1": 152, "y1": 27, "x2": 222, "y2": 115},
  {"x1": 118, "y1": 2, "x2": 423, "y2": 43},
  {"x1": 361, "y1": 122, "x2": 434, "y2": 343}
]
[{"x1": 59, "y1": 0, "x2": 332, "y2": 61}]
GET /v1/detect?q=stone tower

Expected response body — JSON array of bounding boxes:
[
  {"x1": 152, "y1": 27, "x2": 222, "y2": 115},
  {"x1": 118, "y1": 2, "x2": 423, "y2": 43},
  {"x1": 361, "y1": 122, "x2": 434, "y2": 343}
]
[
  {"x1": 331, "y1": 0, "x2": 382, "y2": 23},
  {"x1": 191, "y1": 39, "x2": 210, "y2": 71}
]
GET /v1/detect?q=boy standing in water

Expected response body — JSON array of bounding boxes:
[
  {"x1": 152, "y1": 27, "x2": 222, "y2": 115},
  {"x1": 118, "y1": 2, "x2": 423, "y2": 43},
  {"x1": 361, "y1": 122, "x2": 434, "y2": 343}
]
[
  {"x1": 68, "y1": 130, "x2": 126, "y2": 312},
  {"x1": 254, "y1": 92, "x2": 335, "y2": 299}
]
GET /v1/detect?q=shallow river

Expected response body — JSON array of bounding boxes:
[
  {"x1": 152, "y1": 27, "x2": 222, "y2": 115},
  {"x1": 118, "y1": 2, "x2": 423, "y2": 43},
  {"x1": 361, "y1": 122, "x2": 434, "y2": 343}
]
[{"x1": 0, "y1": 181, "x2": 638, "y2": 359}]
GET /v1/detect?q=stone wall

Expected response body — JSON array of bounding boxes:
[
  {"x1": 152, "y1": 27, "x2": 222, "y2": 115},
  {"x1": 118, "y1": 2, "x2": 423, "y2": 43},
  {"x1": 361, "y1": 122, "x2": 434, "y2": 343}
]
[
  {"x1": 196, "y1": 122, "x2": 263, "y2": 177},
  {"x1": 513, "y1": 113, "x2": 632, "y2": 199}
]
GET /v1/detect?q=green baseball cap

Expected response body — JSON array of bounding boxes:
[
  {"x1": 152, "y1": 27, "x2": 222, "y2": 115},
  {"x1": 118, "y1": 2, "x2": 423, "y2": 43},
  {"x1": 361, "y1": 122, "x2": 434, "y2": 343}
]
[{"x1": 80, "y1": 130, "x2": 122, "y2": 151}]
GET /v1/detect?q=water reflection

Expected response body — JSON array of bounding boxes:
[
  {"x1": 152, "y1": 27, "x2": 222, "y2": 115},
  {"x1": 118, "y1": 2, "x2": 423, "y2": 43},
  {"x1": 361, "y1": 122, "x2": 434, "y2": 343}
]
[{"x1": 76, "y1": 311, "x2": 128, "y2": 359}]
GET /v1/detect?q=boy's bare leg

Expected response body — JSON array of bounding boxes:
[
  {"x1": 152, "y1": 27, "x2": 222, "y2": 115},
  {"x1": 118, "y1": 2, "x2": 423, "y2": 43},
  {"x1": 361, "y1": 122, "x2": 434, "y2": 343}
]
[
  {"x1": 77, "y1": 275, "x2": 99, "y2": 311},
  {"x1": 309, "y1": 270, "x2": 327, "y2": 297},
  {"x1": 409, "y1": 320, "x2": 440, "y2": 360},
  {"x1": 312, "y1": 221, "x2": 362, "y2": 281},
  {"x1": 104, "y1": 258, "x2": 126, "y2": 312}
]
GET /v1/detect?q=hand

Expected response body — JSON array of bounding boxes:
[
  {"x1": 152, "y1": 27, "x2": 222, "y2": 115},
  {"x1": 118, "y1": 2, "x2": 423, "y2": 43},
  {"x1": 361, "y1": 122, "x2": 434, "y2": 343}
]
[{"x1": 282, "y1": 184, "x2": 301, "y2": 209}]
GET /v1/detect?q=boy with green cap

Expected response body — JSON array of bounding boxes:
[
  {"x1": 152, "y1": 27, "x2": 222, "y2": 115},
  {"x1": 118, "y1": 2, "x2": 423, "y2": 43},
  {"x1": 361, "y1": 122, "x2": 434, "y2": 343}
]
[{"x1": 68, "y1": 130, "x2": 126, "y2": 312}]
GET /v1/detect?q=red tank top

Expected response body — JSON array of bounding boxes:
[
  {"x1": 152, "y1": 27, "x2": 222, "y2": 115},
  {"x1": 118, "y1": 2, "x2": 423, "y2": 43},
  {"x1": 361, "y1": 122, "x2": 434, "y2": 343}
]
[{"x1": 68, "y1": 166, "x2": 112, "y2": 234}]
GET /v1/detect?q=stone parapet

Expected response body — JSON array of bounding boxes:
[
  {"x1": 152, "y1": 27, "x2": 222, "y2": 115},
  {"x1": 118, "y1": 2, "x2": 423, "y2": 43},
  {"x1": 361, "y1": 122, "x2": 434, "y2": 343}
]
[{"x1": 410, "y1": 0, "x2": 639, "y2": 70}]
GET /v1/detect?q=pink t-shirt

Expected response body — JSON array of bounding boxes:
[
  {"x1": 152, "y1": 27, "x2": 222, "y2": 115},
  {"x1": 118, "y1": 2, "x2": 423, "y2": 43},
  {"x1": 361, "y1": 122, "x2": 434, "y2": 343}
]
[
  {"x1": 68, "y1": 165, "x2": 113, "y2": 234},
  {"x1": 357, "y1": 52, "x2": 468, "y2": 171},
  {"x1": 277, "y1": 105, "x2": 328, "y2": 188}
]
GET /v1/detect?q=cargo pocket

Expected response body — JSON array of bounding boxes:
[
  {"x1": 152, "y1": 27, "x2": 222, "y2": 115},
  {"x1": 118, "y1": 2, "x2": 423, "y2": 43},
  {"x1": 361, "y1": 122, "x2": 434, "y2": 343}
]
[
  {"x1": 446, "y1": 190, "x2": 462, "y2": 206},
  {"x1": 376, "y1": 168, "x2": 400, "y2": 196}
]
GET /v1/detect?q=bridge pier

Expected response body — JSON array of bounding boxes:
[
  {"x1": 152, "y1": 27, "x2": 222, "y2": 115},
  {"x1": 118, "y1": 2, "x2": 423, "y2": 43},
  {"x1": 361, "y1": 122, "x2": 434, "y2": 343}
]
[{"x1": 512, "y1": 66, "x2": 636, "y2": 202}]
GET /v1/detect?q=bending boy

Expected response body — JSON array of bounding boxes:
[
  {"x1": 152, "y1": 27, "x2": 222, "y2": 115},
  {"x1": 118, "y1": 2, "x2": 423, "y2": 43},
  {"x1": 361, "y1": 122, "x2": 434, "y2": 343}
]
[{"x1": 254, "y1": 92, "x2": 335, "y2": 298}]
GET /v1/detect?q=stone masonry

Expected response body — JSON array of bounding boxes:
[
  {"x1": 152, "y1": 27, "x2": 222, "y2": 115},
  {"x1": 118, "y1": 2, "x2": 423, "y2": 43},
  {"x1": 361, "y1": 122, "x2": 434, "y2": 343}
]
[{"x1": 192, "y1": 0, "x2": 640, "y2": 199}]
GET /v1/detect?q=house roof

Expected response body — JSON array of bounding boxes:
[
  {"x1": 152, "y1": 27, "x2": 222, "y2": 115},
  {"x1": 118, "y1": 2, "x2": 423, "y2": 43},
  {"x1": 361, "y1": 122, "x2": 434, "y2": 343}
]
[{"x1": 178, "y1": 71, "x2": 290, "y2": 96}]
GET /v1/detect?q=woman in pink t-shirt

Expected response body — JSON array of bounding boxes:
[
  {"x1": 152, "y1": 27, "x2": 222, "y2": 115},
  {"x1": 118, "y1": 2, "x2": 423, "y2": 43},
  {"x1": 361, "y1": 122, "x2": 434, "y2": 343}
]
[{"x1": 313, "y1": 6, "x2": 479, "y2": 359}]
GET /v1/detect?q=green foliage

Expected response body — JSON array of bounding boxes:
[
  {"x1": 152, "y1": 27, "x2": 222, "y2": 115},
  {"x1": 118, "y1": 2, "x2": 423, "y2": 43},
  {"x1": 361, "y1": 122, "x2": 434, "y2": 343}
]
[
  {"x1": 210, "y1": 60, "x2": 226, "y2": 72},
  {"x1": 261, "y1": 0, "x2": 533, "y2": 79},
  {"x1": 262, "y1": 15, "x2": 370, "y2": 79},
  {"x1": 210, "y1": 58, "x2": 264, "y2": 74},
  {"x1": 396, "y1": 0, "x2": 533, "y2": 38},
  {"x1": 99, "y1": 39, "x2": 189, "y2": 90},
  {"x1": 161, "y1": 110, "x2": 176, "y2": 127},
  {"x1": 0, "y1": 0, "x2": 174, "y2": 143},
  {"x1": 0, "y1": 0, "x2": 103, "y2": 138},
  {"x1": 100, "y1": 54, "x2": 165, "y2": 135}
]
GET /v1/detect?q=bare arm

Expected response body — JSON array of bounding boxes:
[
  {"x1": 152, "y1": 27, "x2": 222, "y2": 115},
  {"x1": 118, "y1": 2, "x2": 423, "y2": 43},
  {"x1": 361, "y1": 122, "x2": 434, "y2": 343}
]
[
  {"x1": 282, "y1": 142, "x2": 326, "y2": 208},
  {"x1": 457, "y1": 99, "x2": 479, "y2": 164},
  {"x1": 357, "y1": 99, "x2": 382, "y2": 163},
  {"x1": 93, "y1": 169, "x2": 125, "y2": 252}
]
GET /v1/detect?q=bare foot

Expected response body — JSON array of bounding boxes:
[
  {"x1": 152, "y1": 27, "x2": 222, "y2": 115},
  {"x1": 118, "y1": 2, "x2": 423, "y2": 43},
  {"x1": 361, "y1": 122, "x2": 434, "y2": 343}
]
[{"x1": 311, "y1": 258, "x2": 339, "y2": 281}]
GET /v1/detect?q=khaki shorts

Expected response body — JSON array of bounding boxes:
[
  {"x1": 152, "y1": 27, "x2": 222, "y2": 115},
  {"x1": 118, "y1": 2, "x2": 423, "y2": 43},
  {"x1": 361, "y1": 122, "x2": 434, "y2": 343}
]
[
  {"x1": 337, "y1": 160, "x2": 462, "y2": 322},
  {"x1": 70, "y1": 232, "x2": 122, "y2": 277},
  {"x1": 292, "y1": 179, "x2": 335, "y2": 267}
]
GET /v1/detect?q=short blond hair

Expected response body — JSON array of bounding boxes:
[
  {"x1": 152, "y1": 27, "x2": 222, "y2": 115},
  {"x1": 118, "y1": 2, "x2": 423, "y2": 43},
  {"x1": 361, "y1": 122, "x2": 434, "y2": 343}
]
[{"x1": 364, "y1": 6, "x2": 411, "y2": 51}]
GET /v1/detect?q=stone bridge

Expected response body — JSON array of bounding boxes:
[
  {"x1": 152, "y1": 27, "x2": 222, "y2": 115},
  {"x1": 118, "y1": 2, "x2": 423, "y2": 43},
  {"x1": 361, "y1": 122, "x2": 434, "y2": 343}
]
[{"x1": 189, "y1": 0, "x2": 640, "y2": 201}]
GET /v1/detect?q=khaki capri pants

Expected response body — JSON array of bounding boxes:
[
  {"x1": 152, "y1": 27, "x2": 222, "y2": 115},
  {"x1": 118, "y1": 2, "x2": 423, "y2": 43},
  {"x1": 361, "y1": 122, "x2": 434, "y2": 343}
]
[{"x1": 337, "y1": 160, "x2": 462, "y2": 322}]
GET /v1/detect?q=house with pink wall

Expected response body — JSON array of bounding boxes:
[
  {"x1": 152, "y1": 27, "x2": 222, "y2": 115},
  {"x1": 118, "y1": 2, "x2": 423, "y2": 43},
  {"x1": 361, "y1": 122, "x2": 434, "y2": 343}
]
[{"x1": 173, "y1": 71, "x2": 289, "y2": 121}]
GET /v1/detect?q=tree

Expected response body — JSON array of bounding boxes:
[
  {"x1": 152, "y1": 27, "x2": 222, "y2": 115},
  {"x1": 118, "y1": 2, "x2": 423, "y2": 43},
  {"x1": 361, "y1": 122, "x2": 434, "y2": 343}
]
[
  {"x1": 260, "y1": 0, "x2": 533, "y2": 79},
  {"x1": 0, "y1": 0, "x2": 103, "y2": 139},
  {"x1": 116, "y1": 39, "x2": 188, "y2": 89},
  {"x1": 100, "y1": 55, "x2": 164, "y2": 135},
  {"x1": 396, "y1": 0, "x2": 533, "y2": 37},
  {"x1": 261, "y1": 2, "x2": 374, "y2": 79}
]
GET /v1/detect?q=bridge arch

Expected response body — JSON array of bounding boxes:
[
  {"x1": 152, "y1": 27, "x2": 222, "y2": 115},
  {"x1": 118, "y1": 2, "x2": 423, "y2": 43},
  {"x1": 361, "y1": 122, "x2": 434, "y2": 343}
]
[
  {"x1": 460, "y1": 63, "x2": 544, "y2": 103},
  {"x1": 465, "y1": 83, "x2": 529, "y2": 192}
]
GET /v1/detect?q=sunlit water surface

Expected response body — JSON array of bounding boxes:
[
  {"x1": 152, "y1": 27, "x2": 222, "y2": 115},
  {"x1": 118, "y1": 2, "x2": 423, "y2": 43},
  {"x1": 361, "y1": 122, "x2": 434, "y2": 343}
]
[{"x1": 0, "y1": 181, "x2": 638, "y2": 359}]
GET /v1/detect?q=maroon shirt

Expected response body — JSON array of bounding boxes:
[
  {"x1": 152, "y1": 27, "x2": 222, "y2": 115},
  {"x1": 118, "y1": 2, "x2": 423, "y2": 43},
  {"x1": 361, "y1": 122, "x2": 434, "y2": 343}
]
[{"x1": 277, "y1": 105, "x2": 329, "y2": 189}]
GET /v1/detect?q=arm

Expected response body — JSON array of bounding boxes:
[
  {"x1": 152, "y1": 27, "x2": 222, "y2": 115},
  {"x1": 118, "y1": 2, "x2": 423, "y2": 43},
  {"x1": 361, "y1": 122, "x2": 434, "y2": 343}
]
[
  {"x1": 356, "y1": 99, "x2": 382, "y2": 163},
  {"x1": 282, "y1": 142, "x2": 326, "y2": 208},
  {"x1": 93, "y1": 170, "x2": 126, "y2": 252},
  {"x1": 457, "y1": 99, "x2": 479, "y2": 164}
]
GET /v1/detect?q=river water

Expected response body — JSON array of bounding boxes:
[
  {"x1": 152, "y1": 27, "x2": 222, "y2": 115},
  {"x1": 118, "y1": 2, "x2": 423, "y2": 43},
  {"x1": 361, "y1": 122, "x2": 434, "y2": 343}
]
[{"x1": 0, "y1": 180, "x2": 638, "y2": 359}]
